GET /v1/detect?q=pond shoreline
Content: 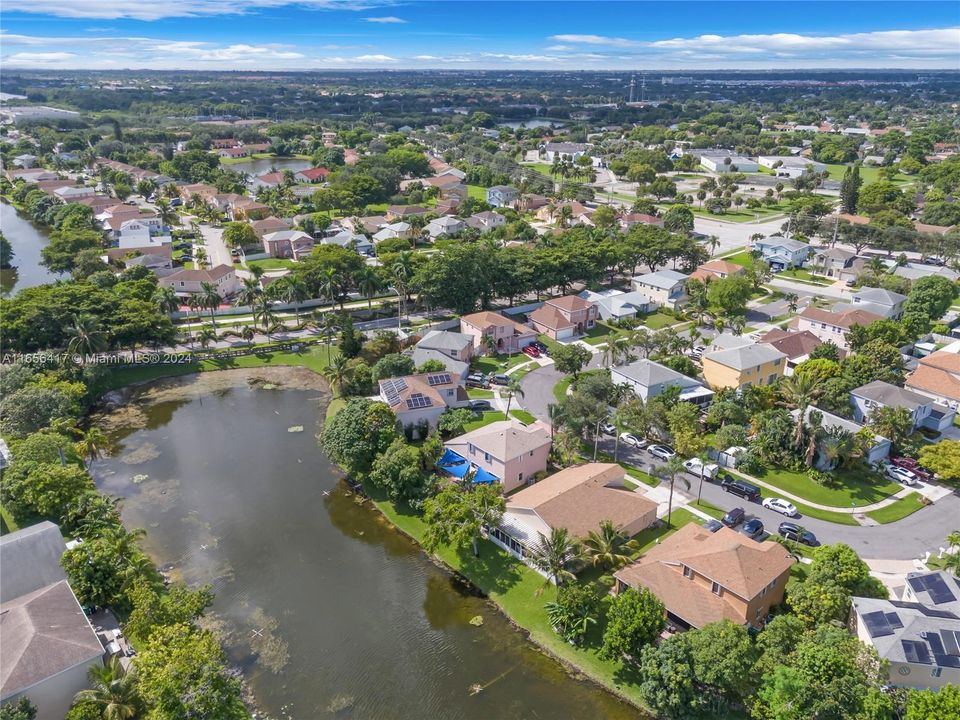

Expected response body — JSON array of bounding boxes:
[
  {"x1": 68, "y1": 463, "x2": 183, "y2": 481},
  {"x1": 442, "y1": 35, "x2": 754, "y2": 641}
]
[{"x1": 99, "y1": 363, "x2": 650, "y2": 718}]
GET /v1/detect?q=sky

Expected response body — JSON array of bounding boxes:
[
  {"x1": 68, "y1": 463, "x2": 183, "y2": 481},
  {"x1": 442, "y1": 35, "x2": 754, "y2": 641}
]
[{"x1": 1, "y1": 1, "x2": 958, "y2": 71}]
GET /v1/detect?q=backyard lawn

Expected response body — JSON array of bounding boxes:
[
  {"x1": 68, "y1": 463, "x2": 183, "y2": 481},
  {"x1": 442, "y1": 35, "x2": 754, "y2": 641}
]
[
  {"x1": 466, "y1": 184, "x2": 488, "y2": 201},
  {"x1": 638, "y1": 312, "x2": 676, "y2": 330},
  {"x1": 583, "y1": 322, "x2": 623, "y2": 346},
  {"x1": 735, "y1": 464, "x2": 901, "y2": 508},
  {"x1": 463, "y1": 411, "x2": 507, "y2": 432},
  {"x1": 246, "y1": 257, "x2": 297, "y2": 271},
  {"x1": 723, "y1": 251, "x2": 757, "y2": 268}
]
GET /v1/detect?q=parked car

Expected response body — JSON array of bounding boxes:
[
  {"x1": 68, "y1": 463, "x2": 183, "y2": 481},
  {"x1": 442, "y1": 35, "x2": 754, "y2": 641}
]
[
  {"x1": 469, "y1": 399, "x2": 493, "y2": 412},
  {"x1": 720, "y1": 477, "x2": 762, "y2": 502},
  {"x1": 170, "y1": 198, "x2": 182, "y2": 207},
  {"x1": 465, "y1": 375, "x2": 489, "y2": 389},
  {"x1": 522, "y1": 345, "x2": 540, "y2": 359},
  {"x1": 531, "y1": 341, "x2": 550, "y2": 356},
  {"x1": 883, "y1": 463, "x2": 920, "y2": 486},
  {"x1": 490, "y1": 374, "x2": 510, "y2": 386},
  {"x1": 740, "y1": 518, "x2": 764, "y2": 539},
  {"x1": 890, "y1": 456, "x2": 933, "y2": 481},
  {"x1": 778, "y1": 522, "x2": 818, "y2": 546},
  {"x1": 619, "y1": 432, "x2": 646, "y2": 448},
  {"x1": 722, "y1": 507, "x2": 745, "y2": 528},
  {"x1": 600, "y1": 422, "x2": 617, "y2": 436},
  {"x1": 762, "y1": 498, "x2": 799, "y2": 517},
  {"x1": 683, "y1": 458, "x2": 720, "y2": 479},
  {"x1": 703, "y1": 519, "x2": 724, "y2": 533},
  {"x1": 648, "y1": 444, "x2": 676, "y2": 461}
]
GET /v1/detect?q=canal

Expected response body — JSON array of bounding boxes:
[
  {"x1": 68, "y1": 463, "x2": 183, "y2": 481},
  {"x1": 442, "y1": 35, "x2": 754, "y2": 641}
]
[
  {"x1": 93, "y1": 368, "x2": 643, "y2": 720},
  {"x1": 0, "y1": 200, "x2": 59, "y2": 296}
]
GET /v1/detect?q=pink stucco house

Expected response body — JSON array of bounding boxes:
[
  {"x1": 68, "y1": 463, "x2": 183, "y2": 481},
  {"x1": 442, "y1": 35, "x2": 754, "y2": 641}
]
[
  {"x1": 460, "y1": 311, "x2": 537, "y2": 355},
  {"x1": 442, "y1": 419, "x2": 551, "y2": 493}
]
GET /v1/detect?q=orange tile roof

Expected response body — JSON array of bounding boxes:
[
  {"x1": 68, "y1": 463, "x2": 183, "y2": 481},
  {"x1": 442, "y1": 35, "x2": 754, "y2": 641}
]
[
  {"x1": 529, "y1": 305, "x2": 575, "y2": 331},
  {"x1": 547, "y1": 295, "x2": 594, "y2": 312},
  {"x1": 799, "y1": 306, "x2": 884, "y2": 329},
  {"x1": 906, "y1": 365, "x2": 960, "y2": 403},
  {"x1": 461, "y1": 311, "x2": 533, "y2": 336}
]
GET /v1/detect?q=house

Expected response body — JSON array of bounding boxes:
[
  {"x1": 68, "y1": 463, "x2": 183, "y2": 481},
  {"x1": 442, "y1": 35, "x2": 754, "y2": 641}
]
[
  {"x1": 543, "y1": 142, "x2": 591, "y2": 162},
  {"x1": 250, "y1": 216, "x2": 291, "y2": 238},
  {"x1": 758, "y1": 329, "x2": 824, "y2": 375},
  {"x1": 372, "y1": 222, "x2": 413, "y2": 243},
  {"x1": 797, "y1": 306, "x2": 885, "y2": 351},
  {"x1": 352, "y1": 215, "x2": 389, "y2": 235},
  {"x1": 619, "y1": 213, "x2": 664, "y2": 230},
  {"x1": 1, "y1": 523, "x2": 104, "y2": 720},
  {"x1": 702, "y1": 343, "x2": 787, "y2": 390},
  {"x1": 321, "y1": 231, "x2": 372, "y2": 256},
  {"x1": 293, "y1": 167, "x2": 330, "y2": 184},
  {"x1": 894, "y1": 263, "x2": 960, "y2": 283},
  {"x1": 123, "y1": 253, "x2": 173, "y2": 272},
  {"x1": 426, "y1": 216, "x2": 464, "y2": 240},
  {"x1": 76, "y1": 194, "x2": 123, "y2": 215},
  {"x1": 631, "y1": 269, "x2": 689, "y2": 309},
  {"x1": 843, "y1": 287, "x2": 907, "y2": 319},
  {"x1": 217, "y1": 146, "x2": 248, "y2": 159},
  {"x1": 614, "y1": 523, "x2": 794, "y2": 630},
  {"x1": 578, "y1": 289, "x2": 657, "y2": 321},
  {"x1": 689, "y1": 259, "x2": 746, "y2": 283},
  {"x1": 460, "y1": 310, "x2": 537, "y2": 355},
  {"x1": 441, "y1": 420, "x2": 551, "y2": 493},
  {"x1": 791, "y1": 406, "x2": 890, "y2": 469},
  {"x1": 535, "y1": 201, "x2": 593, "y2": 227},
  {"x1": 262, "y1": 230, "x2": 315, "y2": 260},
  {"x1": 53, "y1": 185, "x2": 95, "y2": 202},
  {"x1": 757, "y1": 156, "x2": 827, "y2": 178},
  {"x1": 851, "y1": 578, "x2": 960, "y2": 691},
  {"x1": 118, "y1": 219, "x2": 171, "y2": 249},
  {"x1": 812, "y1": 247, "x2": 856, "y2": 278},
  {"x1": 465, "y1": 211, "x2": 506, "y2": 233},
  {"x1": 486, "y1": 185, "x2": 518, "y2": 208},
  {"x1": 700, "y1": 155, "x2": 759, "y2": 173},
  {"x1": 851, "y1": 380, "x2": 955, "y2": 433},
  {"x1": 5, "y1": 168, "x2": 58, "y2": 183},
  {"x1": 386, "y1": 205, "x2": 429, "y2": 221},
  {"x1": 250, "y1": 172, "x2": 285, "y2": 191},
  {"x1": 410, "y1": 330, "x2": 475, "y2": 379},
  {"x1": 528, "y1": 295, "x2": 598, "y2": 340},
  {"x1": 378, "y1": 373, "x2": 469, "y2": 433},
  {"x1": 611, "y1": 359, "x2": 714, "y2": 407},
  {"x1": 906, "y1": 351, "x2": 960, "y2": 410},
  {"x1": 752, "y1": 237, "x2": 811, "y2": 270},
  {"x1": 12, "y1": 153, "x2": 37, "y2": 168},
  {"x1": 490, "y1": 464, "x2": 657, "y2": 569},
  {"x1": 159, "y1": 265, "x2": 240, "y2": 298},
  {"x1": 228, "y1": 197, "x2": 269, "y2": 221}
]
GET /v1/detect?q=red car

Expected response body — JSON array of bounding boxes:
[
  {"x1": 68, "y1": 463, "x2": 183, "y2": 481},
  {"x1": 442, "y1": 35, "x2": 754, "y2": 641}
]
[
  {"x1": 521, "y1": 345, "x2": 540, "y2": 358},
  {"x1": 890, "y1": 456, "x2": 933, "y2": 481}
]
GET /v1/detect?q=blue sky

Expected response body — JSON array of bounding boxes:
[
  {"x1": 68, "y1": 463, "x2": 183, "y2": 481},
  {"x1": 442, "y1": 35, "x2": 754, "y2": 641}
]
[{"x1": 1, "y1": 1, "x2": 958, "y2": 70}]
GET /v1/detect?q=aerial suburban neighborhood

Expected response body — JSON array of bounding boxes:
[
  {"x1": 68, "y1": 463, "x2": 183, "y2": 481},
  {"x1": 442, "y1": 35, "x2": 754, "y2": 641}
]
[{"x1": 0, "y1": 2, "x2": 958, "y2": 719}]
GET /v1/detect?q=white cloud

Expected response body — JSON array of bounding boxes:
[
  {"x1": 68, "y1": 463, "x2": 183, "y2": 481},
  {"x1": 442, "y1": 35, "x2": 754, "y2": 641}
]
[
  {"x1": 550, "y1": 34, "x2": 639, "y2": 48},
  {"x1": 4, "y1": 52, "x2": 77, "y2": 65},
  {"x1": 352, "y1": 54, "x2": 397, "y2": 62},
  {"x1": 365, "y1": 16, "x2": 405, "y2": 24},
  {"x1": 0, "y1": 0, "x2": 392, "y2": 21}
]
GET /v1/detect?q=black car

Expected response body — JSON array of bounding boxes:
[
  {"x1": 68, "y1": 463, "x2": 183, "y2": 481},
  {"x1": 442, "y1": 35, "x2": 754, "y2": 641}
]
[
  {"x1": 720, "y1": 477, "x2": 762, "y2": 503},
  {"x1": 722, "y1": 507, "x2": 745, "y2": 528},
  {"x1": 531, "y1": 341, "x2": 550, "y2": 356},
  {"x1": 703, "y1": 519, "x2": 724, "y2": 533},
  {"x1": 778, "y1": 522, "x2": 818, "y2": 546},
  {"x1": 469, "y1": 399, "x2": 493, "y2": 412},
  {"x1": 740, "y1": 518, "x2": 764, "y2": 539}
]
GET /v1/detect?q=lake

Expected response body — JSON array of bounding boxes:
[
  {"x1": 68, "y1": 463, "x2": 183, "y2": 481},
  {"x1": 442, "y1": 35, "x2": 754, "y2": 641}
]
[
  {"x1": 497, "y1": 119, "x2": 565, "y2": 130},
  {"x1": 94, "y1": 368, "x2": 642, "y2": 720},
  {"x1": 1, "y1": 200, "x2": 59, "y2": 296},
  {"x1": 223, "y1": 157, "x2": 313, "y2": 176}
]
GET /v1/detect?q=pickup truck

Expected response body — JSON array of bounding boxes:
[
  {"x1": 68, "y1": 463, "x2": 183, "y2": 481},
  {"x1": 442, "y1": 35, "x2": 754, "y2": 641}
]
[{"x1": 683, "y1": 458, "x2": 720, "y2": 479}]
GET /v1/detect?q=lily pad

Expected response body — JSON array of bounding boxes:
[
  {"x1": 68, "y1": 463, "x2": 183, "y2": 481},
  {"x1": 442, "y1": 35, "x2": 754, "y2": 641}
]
[
  {"x1": 287, "y1": 425, "x2": 304, "y2": 433},
  {"x1": 469, "y1": 615, "x2": 484, "y2": 626}
]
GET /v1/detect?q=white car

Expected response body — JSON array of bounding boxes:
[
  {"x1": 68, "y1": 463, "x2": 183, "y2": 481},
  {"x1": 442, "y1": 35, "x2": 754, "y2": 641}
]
[
  {"x1": 648, "y1": 444, "x2": 677, "y2": 461},
  {"x1": 619, "y1": 432, "x2": 645, "y2": 448},
  {"x1": 600, "y1": 423, "x2": 617, "y2": 436},
  {"x1": 884, "y1": 464, "x2": 920, "y2": 486},
  {"x1": 762, "y1": 497, "x2": 799, "y2": 517},
  {"x1": 683, "y1": 458, "x2": 720, "y2": 479}
]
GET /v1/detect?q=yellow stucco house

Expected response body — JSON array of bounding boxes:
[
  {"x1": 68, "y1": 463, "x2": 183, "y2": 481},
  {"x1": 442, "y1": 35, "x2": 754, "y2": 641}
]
[{"x1": 702, "y1": 343, "x2": 787, "y2": 390}]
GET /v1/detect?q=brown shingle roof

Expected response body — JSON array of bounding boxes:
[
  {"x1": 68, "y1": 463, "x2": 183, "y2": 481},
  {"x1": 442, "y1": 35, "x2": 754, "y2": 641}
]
[
  {"x1": 759, "y1": 329, "x2": 823, "y2": 360},
  {"x1": 919, "y1": 351, "x2": 960, "y2": 373},
  {"x1": 800, "y1": 306, "x2": 884, "y2": 329},
  {"x1": 529, "y1": 305, "x2": 575, "y2": 331},
  {"x1": 697, "y1": 259, "x2": 745, "y2": 276},
  {"x1": 906, "y1": 365, "x2": 960, "y2": 403},
  {"x1": 461, "y1": 311, "x2": 533, "y2": 337},
  {"x1": 507, "y1": 463, "x2": 656, "y2": 538},
  {"x1": 547, "y1": 295, "x2": 594, "y2": 312}
]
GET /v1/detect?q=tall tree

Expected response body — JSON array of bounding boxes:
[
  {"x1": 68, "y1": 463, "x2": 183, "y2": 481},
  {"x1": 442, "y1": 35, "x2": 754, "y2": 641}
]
[
  {"x1": 530, "y1": 526, "x2": 583, "y2": 592},
  {"x1": 422, "y1": 483, "x2": 505, "y2": 557}
]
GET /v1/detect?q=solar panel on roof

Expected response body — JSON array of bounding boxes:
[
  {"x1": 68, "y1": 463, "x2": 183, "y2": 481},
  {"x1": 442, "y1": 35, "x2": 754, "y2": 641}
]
[
  {"x1": 406, "y1": 393, "x2": 433, "y2": 410},
  {"x1": 884, "y1": 612, "x2": 904, "y2": 629},
  {"x1": 427, "y1": 373, "x2": 452, "y2": 386},
  {"x1": 927, "y1": 575, "x2": 957, "y2": 605},
  {"x1": 902, "y1": 639, "x2": 931, "y2": 665},
  {"x1": 934, "y1": 653, "x2": 960, "y2": 668},
  {"x1": 926, "y1": 632, "x2": 945, "y2": 655},
  {"x1": 862, "y1": 611, "x2": 894, "y2": 638},
  {"x1": 942, "y1": 629, "x2": 960, "y2": 656}
]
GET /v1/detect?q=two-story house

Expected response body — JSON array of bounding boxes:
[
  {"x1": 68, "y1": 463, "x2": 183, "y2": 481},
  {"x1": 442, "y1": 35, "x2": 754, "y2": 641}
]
[
  {"x1": 689, "y1": 259, "x2": 746, "y2": 283},
  {"x1": 614, "y1": 523, "x2": 794, "y2": 630},
  {"x1": 812, "y1": 247, "x2": 857, "y2": 278},
  {"x1": 752, "y1": 237, "x2": 811, "y2": 270},
  {"x1": 701, "y1": 343, "x2": 787, "y2": 390},
  {"x1": 378, "y1": 373, "x2": 469, "y2": 435},
  {"x1": 410, "y1": 330, "x2": 475, "y2": 379},
  {"x1": 486, "y1": 185, "x2": 518, "y2": 208},
  {"x1": 758, "y1": 329, "x2": 825, "y2": 375},
  {"x1": 426, "y1": 216, "x2": 464, "y2": 240},
  {"x1": 158, "y1": 264, "x2": 241, "y2": 298},
  {"x1": 460, "y1": 311, "x2": 537, "y2": 355},
  {"x1": 372, "y1": 222, "x2": 413, "y2": 243},
  {"x1": 543, "y1": 142, "x2": 592, "y2": 162},
  {"x1": 464, "y1": 211, "x2": 506, "y2": 233},
  {"x1": 611, "y1": 358, "x2": 714, "y2": 407},
  {"x1": 262, "y1": 230, "x2": 315, "y2": 260},
  {"x1": 841, "y1": 287, "x2": 907, "y2": 319},
  {"x1": 797, "y1": 306, "x2": 885, "y2": 351},
  {"x1": 906, "y1": 350, "x2": 960, "y2": 411},
  {"x1": 528, "y1": 295, "x2": 599, "y2": 340},
  {"x1": 851, "y1": 380, "x2": 956, "y2": 433},
  {"x1": 440, "y1": 420, "x2": 551, "y2": 493},
  {"x1": 631, "y1": 270, "x2": 689, "y2": 310}
]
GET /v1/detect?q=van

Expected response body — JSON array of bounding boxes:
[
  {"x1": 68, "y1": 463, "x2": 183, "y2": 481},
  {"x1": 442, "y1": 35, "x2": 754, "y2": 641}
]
[
  {"x1": 683, "y1": 458, "x2": 719, "y2": 479},
  {"x1": 720, "y1": 477, "x2": 761, "y2": 502}
]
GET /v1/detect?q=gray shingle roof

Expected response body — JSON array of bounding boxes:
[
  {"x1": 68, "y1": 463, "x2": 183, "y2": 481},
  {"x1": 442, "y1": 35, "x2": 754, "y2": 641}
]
[
  {"x1": 634, "y1": 269, "x2": 688, "y2": 290},
  {"x1": 612, "y1": 359, "x2": 698, "y2": 389},
  {"x1": 409, "y1": 348, "x2": 470, "y2": 377},
  {"x1": 417, "y1": 330, "x2": 473, "y2": 353},
  {"x1": 854, "y1": 287, "x2": 907, "y2": 304},
  {"x1": 853, "y1": 594, "x2": 960, "y2": 667},
  {"x1": 0, "y1": 522, "x2": 68, "y2": 604},
  {"x1": 703, "y1": 343, "x2": 786, "y2": 370},
  {"x1": 852, "y1": 380, "x2": 929, "y2": 411}
]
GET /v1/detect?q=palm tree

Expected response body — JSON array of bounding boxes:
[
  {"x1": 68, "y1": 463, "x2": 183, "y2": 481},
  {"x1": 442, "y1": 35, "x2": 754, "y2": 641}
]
[
  {"x1": 318, "y1": 267, "x2": 343, "y2": 310},
  {"x1": 73, "y1": 656, "x2": 139, "y2": 720},
  {"x1": 323, "y1": 354, "x2": 352, "y2": 397},
  {"x1": 547, "y1": 402, "x2": 564, "y2": 440},
  {"x1": 198, "y1": 282, "x2": 222, "y2": 331},
  {"x1": 318, "y1": 312, "x2": 339, "y2": 363},
  {"x1": 234, "y1": 276, "x2": 262, "y2": 308},
  {"x1": 252, "y1": 296, "x2": 277, "y2": 335},
  {"x1": 279, "y1": 276, "x2": 309, "y2": 325},
  {"x1": 944, "y1": 531, "x2": 960, "y2": 575},
  {"x1": 530, "y1": 527, "x2": 582, "y2": 593},
  {"x1": 778, "y1": 373, "x2": 825, "y2": 452},
  {"x1": 503, "y1": 376, "x2": 524, "y2": 417},
  {"x1": 355, "y1": 265, "x2": 384, "y2": 311},
  {"x1": 393, "y1": 251, "x2": 415, "y2": 321},
  {"x1": 784, "y1": 293, "x2": 799, "y2": 314},
  {"x1": 197, "y1": 326, "x2": 217, "y2": 350},
  {"x1": 152, "y1": 286, "x2": 180, "y2": 317},
  {"x1": 656, "y1": 456, "x2": 690, "y2": 528},
  {"x1": 155, "y1": 197, "x2": 177, "y2": 227},
  {"x1": 77, "y1": 427, "x2": 109, "y2": 469},
  {"x1": 66, "y1": 314, "x2": 108, "y2": 362},
  {"x1": 583, "y1": 520, "x2": 638, "y2": 570},
  {"x1": 240, "y1": 325, "x2": 255, "y2": 345}
]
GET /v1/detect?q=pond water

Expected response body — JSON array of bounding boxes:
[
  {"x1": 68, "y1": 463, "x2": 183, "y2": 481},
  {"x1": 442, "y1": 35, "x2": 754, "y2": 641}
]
[
  {"x1": 223, "y1": 157, "x2": 313, "y2": 176},
  {"x1": 1, "y1": 200, "x2": 59, "y2": 296},
  {"x1": 94, "y1": 369, "x2": 643, "y2": 720},
  {"x1": 497, "y1": 119, "x2": 565, "y2": 130}
]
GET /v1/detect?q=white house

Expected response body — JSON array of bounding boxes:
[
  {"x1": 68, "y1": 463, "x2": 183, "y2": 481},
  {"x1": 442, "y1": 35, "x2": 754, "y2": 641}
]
[
  {"x1": 851, "y1": 380, "x2": 955, "y2": 433},
  {"x1": 543, "y1": 142, "x2": 591, "y2": 162},
  {"x1": 631, "y1": 269, "x2": 689, "y2": 309},
  {"x1": 757, "y1": 156, "x2": 827, "y2": 178},
  {"x1": 426, "y1": 216, "x2": 465, "y2": 240},
  {"x1": 578, "y1": 289, "x2": 656, "y2": 321},
  {"x1": 797, "y1": 306, "x2": 884, "y2": 351},
  {"x1": 322, "y1": 231, "x2": 373, "y2": 255},
  {"x1": 158, "y1": 265, "x2": 240, "y2": 298},
  {"x1": 845, "y1": 287, "x2": 907, "y2": 319},
  {"x1": 465, "y1": 211, "x2": 506, "y2": 233},
  {"x1": 611, "y1": 359, "x2": 714, "y2": 407},
  {"x1": 117, "y1": 218, "x2": 170, "y2": 249},
  {"x1": 700, "y1": 155, "x2": 759, "y2": 173},
  {"x1": 53, "y1": 185, "x2": 95, "y2": 201},
  {"x1": 752, "y1": 237, "x2": 811, "y2": 270},
  {"x1": 791, "y1": 406, "x2": 890, "y2": 469},
  {"x1": 372, "y1": 222, "x2": 412, "y2": 243},
  {"x1": 486, "y1": 185, "x2": 518, "y2": 208}
]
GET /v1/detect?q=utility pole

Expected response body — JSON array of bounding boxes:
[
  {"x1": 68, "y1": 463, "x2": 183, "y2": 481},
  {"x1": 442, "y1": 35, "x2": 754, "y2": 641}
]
[{"x1": 628, "y1": 75, "x2": 636, "y2": 103}]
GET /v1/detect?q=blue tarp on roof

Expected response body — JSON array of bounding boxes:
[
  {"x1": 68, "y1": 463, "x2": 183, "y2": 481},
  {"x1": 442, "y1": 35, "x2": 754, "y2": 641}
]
[{"x1": 437, "y1": 449, "x2": 500, "y2": 484}]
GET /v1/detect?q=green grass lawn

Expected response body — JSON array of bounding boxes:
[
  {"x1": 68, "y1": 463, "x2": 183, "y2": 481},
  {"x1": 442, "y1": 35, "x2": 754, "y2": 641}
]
[
  {"x1": 775, "y1": 268, "x2": 833, "y2": 286},
  {"x1": 463, "y1": 411, "x2": 507, "y2": 432},
  {"x1": 467, "y1": 388, "x2": 494, "y2": 399},
  {"x1": 866, "y1": 493, "x2": 927, "y2": 524},
  {"x1": 621, "y1": 464, "x2": 660, "y2": 488},
  {"x1": 583, "y1": 322, "x2": 623, "y2": 346},
  {"x1": 466, "y1": 184, "x2": 488, "y2": 201},
  {"x1": 510, "y1": 409, "x2": 537, "y2": 424},
  {"x1": 553, "y1": 376, "x2": 573, "y2": 404},
  {"x1": 734, "y1": 464, "x2": 900, "y2": 508},
  {"x1": 0, "y1": 504, "x2": 19, "y2": 535},
  {"x1": 324, "y1": 397, "x2": 345, "y2": 425},
  {"x1": 471, "y1": 352, "x2": 531, "y2": 376},
  {"x1": 246, "y1": 258, "x2": 297, "y2": 271},
  {"x1": 822, "y1": 163, "x2": 911, "y2": 185},
  {"x1": 638, "y1": 312, "x2": 676, "y2": 330},
  {"x1": 681, "y1": 204, "x2": 788, "y2": 224},
  {"x1": 536, "y1": 334, "x2": 564, "y2": 355},
  {"x1": 723, "y1": 251, "x2": 757, "y2": 268},
  {"x1": 521, "y1": 162, "x2": 555, "y2": 178},
  {"x1": 691, "y1": 499, "x2": 726, "y2": 520}
]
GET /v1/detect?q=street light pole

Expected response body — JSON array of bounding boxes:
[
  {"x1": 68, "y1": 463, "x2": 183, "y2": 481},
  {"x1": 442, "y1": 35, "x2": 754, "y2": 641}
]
[{"x1": 593, "y1": 418, "x2": 602, "y2": 461}]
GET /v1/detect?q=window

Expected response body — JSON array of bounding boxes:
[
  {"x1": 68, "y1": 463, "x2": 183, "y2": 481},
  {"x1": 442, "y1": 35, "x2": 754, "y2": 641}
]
[
  {"x1": 712, "y1": 582, "x2": 721, "y2": 595},
  {"x1": 683, "y1": 566, "x2": 692, "y2": 579},
  {"x1": 932, "y1": 667, "x2": 942, "y2": 678},
  {"x1": 518, "y1": 472, "x2": 523, "y2": 483}
]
